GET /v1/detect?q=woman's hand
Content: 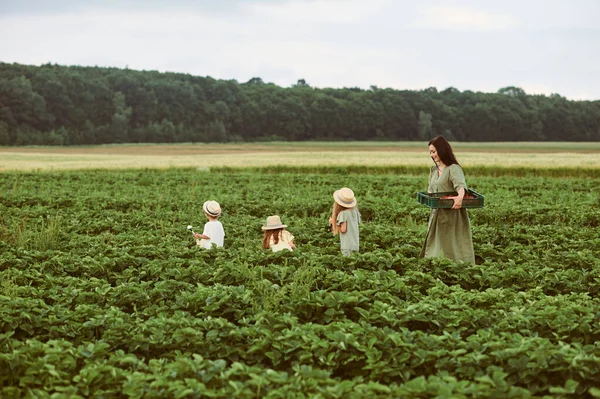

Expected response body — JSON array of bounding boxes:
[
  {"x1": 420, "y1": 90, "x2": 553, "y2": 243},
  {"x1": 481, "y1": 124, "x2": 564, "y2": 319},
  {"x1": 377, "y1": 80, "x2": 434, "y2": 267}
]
[
  {"x1": 451, "y1": 197, "x2": 463, "y2": 209},
  {"x1": 451, "y1": 188, "x2": 465, "y2": 209}
]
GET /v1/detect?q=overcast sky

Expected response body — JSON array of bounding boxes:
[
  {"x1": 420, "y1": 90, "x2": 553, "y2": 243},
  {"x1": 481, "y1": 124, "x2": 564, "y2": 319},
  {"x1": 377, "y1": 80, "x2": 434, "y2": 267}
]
[{"x1": 1, "y1": 0, "x2": 599, "y2": 100}]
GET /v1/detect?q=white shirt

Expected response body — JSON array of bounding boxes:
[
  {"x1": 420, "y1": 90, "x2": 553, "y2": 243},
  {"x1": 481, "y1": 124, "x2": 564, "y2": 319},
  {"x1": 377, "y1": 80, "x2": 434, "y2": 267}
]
[{"x1": 198, "y1": 220, "x2": 224, "y2": 249}]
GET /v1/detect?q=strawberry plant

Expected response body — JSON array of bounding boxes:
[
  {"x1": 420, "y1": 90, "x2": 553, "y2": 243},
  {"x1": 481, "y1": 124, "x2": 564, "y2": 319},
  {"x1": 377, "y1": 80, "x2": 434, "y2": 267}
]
[{"x1": 1, "y1": 168, "x2": 600, "y2": 397}]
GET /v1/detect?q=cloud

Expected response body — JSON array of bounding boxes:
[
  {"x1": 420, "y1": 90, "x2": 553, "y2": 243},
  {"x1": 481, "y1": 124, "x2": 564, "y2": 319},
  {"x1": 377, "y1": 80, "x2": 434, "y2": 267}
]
[
  {"x1": 415, "y1": 5, "x2": 518, "y2": 31},
  {"x1": 243, "y1": 0, "x2": 390, "y2": 24},
  {"x1": 568, "y1": 90, "x2": 598, "y2": 101},
  {"x1": 518, "y1": 84, "x2": 598, "y2": 101},
  {"x1": 516, "y1": 83, "x2": 559, "y2": 97},
  {"x1": 510, "y1": 0, "x2": 600, "y2": 30},
  {"x1": 0, "y1": 0, "x2": 276, "y2": 16},
  {"x1": 0, "y1": 0, "x2": 598, "y2": 100}
]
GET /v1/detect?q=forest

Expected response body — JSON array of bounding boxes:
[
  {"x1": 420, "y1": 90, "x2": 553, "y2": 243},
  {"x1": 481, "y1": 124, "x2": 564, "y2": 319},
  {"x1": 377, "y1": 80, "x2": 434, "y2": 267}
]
[{"x1": 0, "y1": 62, "x2": 599, "y2": 145}]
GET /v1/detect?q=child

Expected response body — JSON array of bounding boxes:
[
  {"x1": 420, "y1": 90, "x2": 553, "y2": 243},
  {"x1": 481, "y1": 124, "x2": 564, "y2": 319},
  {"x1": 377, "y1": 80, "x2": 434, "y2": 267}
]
[
  {"x1": 261, "y1": 215, "x2": 296, "y2": 252},
  {"x1": 329, "y1": 187, "x2": 360, "y2": 256},
  {"x1": 194, "y1": 200, "x2": 225, "y2": 249}
]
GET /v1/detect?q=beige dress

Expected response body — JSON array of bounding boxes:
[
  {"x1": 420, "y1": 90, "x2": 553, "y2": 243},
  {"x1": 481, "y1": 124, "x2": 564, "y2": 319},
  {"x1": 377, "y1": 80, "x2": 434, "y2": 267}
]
[
  {"x1": 420, "y1": 164, "x2": 475, "y2": 263},
  {"x1": 269, "y1": 230, "x2": 294, "y2": 252}
]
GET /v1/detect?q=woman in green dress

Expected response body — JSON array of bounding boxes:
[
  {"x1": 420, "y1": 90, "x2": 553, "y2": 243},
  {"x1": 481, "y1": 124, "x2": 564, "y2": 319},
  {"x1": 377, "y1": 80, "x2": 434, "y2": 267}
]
[{"x1": 420, "y1": 136, "x2": 475, "y2": 263}]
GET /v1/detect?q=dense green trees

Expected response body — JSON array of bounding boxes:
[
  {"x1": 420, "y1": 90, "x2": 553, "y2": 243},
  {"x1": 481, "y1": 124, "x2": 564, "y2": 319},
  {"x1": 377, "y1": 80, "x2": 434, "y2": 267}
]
[{"x1": 0, "y1": 62, "x2": 598, "y2": 145}]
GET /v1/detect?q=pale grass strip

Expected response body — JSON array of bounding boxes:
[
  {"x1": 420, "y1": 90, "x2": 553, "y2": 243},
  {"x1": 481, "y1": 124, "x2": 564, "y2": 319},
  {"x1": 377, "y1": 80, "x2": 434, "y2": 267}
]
[{"x1": 1, "y1": 151, "x2": 599, "y2": 171}]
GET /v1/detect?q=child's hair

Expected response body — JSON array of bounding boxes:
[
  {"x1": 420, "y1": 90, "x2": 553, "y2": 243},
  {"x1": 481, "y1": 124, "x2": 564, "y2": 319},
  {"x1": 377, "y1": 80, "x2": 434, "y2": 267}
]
[
  {"x1": 263, "y1": 228, "x2": 283, "y2": 249},
  {"x1": 331, "y1": 202, "x2": 350, "y2": 235},
  {"x1": 204, "y1": 211, "x2": 219, "y2": 219}
]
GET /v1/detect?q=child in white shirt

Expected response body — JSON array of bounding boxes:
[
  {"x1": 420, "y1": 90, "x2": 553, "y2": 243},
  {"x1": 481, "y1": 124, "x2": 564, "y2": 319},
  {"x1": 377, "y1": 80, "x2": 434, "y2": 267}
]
[{"x1": 194, "y1": 200, "x2": 225, "y2": 249}]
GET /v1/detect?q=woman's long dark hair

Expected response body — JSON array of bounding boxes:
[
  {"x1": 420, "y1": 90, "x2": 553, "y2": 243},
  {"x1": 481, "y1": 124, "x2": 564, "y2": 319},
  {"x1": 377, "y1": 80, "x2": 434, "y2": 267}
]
[{"x1": 429, "y1": 136, "x2": 459, "y2": 166}]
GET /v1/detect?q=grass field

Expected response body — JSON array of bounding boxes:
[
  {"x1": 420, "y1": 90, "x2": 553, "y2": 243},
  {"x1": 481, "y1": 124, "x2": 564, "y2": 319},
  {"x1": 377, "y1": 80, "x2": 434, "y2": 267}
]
[{"x1": 1, "y1": 142, "x2": 600, "y2": 171}]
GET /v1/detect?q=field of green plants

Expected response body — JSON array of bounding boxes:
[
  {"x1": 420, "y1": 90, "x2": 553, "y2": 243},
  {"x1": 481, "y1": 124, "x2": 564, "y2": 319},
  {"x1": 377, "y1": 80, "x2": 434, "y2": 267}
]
[{"x1": 1, "y1": 166, "x2": 600, "y2": 398}]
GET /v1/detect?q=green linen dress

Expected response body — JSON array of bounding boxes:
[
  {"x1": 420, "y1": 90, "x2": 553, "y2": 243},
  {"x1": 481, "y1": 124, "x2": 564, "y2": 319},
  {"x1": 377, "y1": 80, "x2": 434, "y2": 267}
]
[
  {"x1": 337, "y1": 208, "x2": 360, "y2": 256},
  {"x1": 420, "y1": 164, "x2": 475, "y2": 263}
]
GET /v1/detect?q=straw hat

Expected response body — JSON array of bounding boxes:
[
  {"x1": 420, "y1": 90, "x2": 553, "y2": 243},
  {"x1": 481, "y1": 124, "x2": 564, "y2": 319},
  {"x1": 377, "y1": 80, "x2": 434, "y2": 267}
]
[
  {"x1": 333, "y1": 187, "x2": 357, "y2": 208},
  {"x1": 203, "y1": 200, "x2": 222, "y2": 217},
  {"x1": 261, "y1": 215, "x2": 287, "y2": 230}
]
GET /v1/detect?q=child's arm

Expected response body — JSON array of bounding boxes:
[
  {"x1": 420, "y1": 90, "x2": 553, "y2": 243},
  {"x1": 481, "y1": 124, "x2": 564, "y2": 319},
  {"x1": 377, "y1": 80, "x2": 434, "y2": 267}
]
[
  {"x1": 289, "y1": 239, "x2": 296, "y2": 250},
  {"x1": 195, "y1": 223, "x2": 212, "y2": 240},
  {"x1": 339, "y1": 222, "x2": 347, "y2": 234}
]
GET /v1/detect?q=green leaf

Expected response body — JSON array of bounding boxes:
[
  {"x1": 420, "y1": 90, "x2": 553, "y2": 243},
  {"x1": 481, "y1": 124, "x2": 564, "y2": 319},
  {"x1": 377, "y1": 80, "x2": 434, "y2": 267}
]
[{"x1": 589, "y1": 387, "x2": 600, "y2": 397}]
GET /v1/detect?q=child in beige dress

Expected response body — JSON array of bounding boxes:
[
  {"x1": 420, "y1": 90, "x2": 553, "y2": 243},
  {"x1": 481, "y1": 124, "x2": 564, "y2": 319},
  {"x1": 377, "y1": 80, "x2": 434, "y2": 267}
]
[{"x1": 261, "y1": 215, "x2": 296, "y2": 252}]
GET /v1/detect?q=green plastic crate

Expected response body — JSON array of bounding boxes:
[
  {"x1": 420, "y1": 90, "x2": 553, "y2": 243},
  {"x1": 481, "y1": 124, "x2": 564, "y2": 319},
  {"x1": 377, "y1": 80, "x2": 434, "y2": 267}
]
[{"x1": 417, "y1": 188, "x2": 485, "y2": 209}]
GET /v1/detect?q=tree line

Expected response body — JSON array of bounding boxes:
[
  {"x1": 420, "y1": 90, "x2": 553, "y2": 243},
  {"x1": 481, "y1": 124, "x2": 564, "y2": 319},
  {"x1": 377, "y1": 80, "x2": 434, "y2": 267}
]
[{"x1": 0, "y1": 62, "x2": 599, "y2": 145}]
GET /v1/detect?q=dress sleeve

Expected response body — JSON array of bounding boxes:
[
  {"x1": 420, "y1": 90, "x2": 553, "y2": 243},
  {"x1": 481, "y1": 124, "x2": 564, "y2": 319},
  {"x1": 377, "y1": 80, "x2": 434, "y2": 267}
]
[
  {"x1": 449, "y1": 165, "x2": 467, "y2": 191},
  {"x1": 287, "y1": 230, "x2": 294, "y2": 243},
  {"x1": 336, "y1": 210, "x2": 347, "y2": 225}
]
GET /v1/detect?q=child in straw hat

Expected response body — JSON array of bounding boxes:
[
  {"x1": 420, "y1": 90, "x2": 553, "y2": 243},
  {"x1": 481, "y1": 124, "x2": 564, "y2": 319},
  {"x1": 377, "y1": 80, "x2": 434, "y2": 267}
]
[
  {"x1": 194, "y1": 200, "x2": 225, "y2": 249},
  {"x1": 329, "y1": 187, "x2": 360, "y2": 256},
  {"x1": 262, "y1": 215, "x2": 296, "y2": 252}
]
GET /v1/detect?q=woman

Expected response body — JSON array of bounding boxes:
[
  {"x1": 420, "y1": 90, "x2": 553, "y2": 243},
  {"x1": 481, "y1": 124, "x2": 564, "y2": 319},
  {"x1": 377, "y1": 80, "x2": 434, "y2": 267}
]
[{"x1": 420, "y1": 136, "x2": 475, "y2": 263}]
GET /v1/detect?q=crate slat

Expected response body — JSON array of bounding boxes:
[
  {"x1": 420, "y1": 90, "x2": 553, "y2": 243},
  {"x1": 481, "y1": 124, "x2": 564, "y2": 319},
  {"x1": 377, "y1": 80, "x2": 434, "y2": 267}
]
[{"x1": 417, "y1": 189, "x2": 485, "y2": 209}]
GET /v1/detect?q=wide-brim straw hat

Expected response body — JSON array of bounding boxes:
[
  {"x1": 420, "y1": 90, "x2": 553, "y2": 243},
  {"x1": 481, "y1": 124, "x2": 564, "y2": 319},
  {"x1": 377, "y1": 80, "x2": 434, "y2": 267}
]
[
  {"x1": 262, "y1": 215, "x2": 287, "y2": 230},
  {"x1": 203, "y1": 200, "x2": 222, "y2": 217},
  {"x1": 333, "y1": 187, "x2": 357, "y2": 208}
]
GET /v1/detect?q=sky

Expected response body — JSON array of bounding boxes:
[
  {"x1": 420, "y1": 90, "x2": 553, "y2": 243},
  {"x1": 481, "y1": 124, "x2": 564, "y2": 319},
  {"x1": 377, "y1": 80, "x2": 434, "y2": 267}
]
[{"x1": 1, "y1": 0, "x2": 599, "y2": 100}]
